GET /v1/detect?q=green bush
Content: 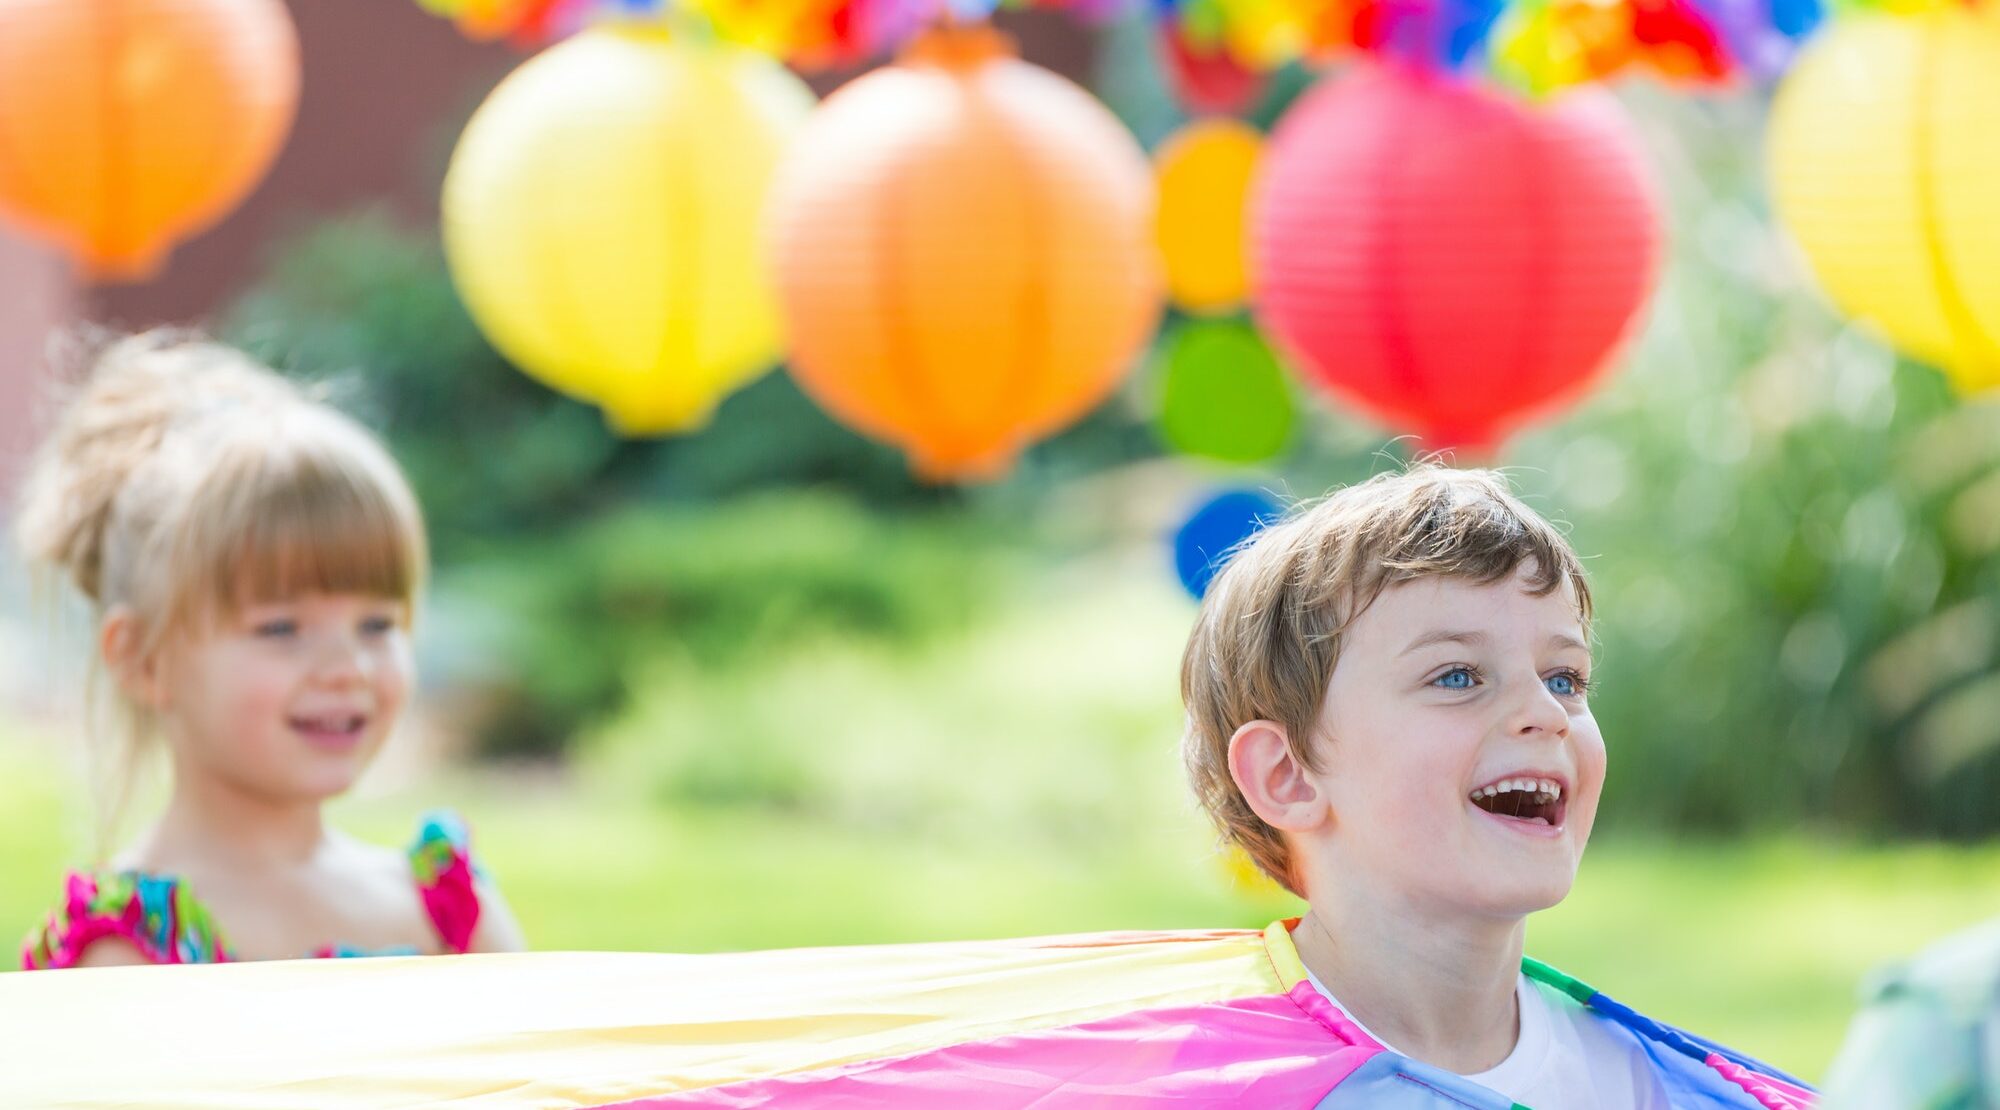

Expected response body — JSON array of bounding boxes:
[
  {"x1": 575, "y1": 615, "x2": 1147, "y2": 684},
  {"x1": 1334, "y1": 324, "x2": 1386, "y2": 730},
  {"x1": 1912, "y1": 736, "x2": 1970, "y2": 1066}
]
[
  {"x1": 428, "y1": 492, "x2": 1020, "y2": 759},
  {"x1": 579, "y1": 566, "x2": 1194, "y2": 842}
]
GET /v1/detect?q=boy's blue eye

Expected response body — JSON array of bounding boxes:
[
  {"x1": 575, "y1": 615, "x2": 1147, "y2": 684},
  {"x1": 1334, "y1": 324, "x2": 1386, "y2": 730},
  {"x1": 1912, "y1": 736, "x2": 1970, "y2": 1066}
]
[
  {"x1": 360, "y1": 616, "x2": 396, "y2": 636},
  {"x1": 1433, "y1": 668, "x2": 1476, "y2": 690},
  {"x1": 254, "y1": 619, "x2": 298, "y2": 638},
  {"x1": 1547, "y1": 672, "x2": 1588, "y2": 697}
]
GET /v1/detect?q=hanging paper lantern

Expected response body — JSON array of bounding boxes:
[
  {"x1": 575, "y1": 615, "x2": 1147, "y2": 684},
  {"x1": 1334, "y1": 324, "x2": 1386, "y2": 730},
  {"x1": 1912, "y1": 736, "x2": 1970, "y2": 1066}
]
[
  {"x1": 1173, "y1": 487, "x2": 1282, "y2": 598},
  {"x1": 0, "y1": 0, "x2": 299, "y2": 281},
  {"x1": 1155, "y1": 119, "x2": 1261, "y2": 315},
  {"x1": 1156, "y1": 318, "x2": 1295, "y2": 464},
  {"x1": 1769, "y1": 9, "x2": 2000, "y2": 394},
  {"x1": 767, "y1": 26, "x2": 1161, "y2": 481},
  {"x1": 1252, "y1": 62, "x2": 1660, "y2": 451},
  {"x1": 444, "y1": 28, "x2": 813, "y2": 434},
  {"x1": 1158, "y1": 23, "x2": 1267, "y2": 116}
]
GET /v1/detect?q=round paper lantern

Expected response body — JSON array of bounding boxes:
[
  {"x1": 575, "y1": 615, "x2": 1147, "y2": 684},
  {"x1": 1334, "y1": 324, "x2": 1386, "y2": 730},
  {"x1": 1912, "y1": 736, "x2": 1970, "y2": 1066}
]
[
  {"x1": 1155, "y1": 119, "x2": 1261, "y2": 315},
  {"x1": 1156, "y1": 318, "x2": 1295, "y2": 464},
  {"x1": 767, "y1": 26, "x2": 1161, "y2": 482},
  {"x1": 1174, "y1": 488, "x2": 1282, "y2": 598},
  {"x1": 0, "y1": 0, "x2": 299, "y2": 281},
  {"x1": 1158, "y1": 24, "x2": 1267, "y2": 116},
  {"x1": 1252, "y1": 63, "x2": 1661, "y2": 451},
  {"x1": 444, "y1": 28, "x2": 813, "y2": 434},
  {"x1": 1769, "y1": 9, "x2": 2000, "y2": 394}
]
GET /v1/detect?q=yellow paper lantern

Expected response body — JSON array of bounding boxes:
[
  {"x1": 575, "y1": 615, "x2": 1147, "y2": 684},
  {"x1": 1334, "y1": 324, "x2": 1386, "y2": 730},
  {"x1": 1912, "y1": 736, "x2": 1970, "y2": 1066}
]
[
  {"x1": 1154, "y1": 119, "x2": 1262, "y2": 315},
  {"x1": 444, "y1": 28, "x2": 814, "y2": 434},
  {"x1": 0, "y1": 0, "x2": 299, "y2": 282},
  {"x1": 1769, "y1": 9, "x2": 2000, "y2": 393}
]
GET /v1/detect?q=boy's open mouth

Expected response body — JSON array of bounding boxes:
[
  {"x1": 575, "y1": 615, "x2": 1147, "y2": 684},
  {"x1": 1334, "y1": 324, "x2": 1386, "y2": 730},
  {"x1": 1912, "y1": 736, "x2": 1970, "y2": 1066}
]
[{"x1": 1468, "y1": 777, "x2": 1565, "y2": 827}]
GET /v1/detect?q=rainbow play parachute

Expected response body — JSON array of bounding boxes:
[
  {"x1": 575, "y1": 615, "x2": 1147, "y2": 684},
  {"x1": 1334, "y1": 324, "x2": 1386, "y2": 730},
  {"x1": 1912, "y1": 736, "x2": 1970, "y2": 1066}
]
[{"x1": 3, "y1": 921, "x2": 1812, "y2": 1107}]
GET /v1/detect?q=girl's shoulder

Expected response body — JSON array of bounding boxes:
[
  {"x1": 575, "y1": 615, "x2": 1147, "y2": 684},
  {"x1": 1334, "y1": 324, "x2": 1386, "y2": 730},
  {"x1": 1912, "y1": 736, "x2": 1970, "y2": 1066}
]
[
  {"x1": 312, "y1": 809, "x2": 489, "y2": 958},
  {"x1": 20, "y1": 869, "x2": 234, "y2": 970}
]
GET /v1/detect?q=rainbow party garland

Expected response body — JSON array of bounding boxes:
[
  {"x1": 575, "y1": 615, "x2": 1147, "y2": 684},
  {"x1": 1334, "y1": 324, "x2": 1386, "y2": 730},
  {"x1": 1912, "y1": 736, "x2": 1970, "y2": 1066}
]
[{"x1": 412, "y1": 0, "x2": 1966, "y2": 88}]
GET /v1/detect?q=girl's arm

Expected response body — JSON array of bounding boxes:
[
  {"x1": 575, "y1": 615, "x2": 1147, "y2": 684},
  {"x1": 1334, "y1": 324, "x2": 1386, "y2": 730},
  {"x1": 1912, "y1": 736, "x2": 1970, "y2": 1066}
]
[{"x1": 468, "y1": 878, "x2": 528, "y2": 953}]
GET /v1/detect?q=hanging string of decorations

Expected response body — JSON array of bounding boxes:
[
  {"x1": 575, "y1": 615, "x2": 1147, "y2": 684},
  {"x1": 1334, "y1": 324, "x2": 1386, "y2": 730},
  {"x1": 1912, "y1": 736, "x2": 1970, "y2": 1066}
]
[
  {"x1": 419, "y1": 0, "x2": 2000, "y2": 481},
  {"x1": 408, "y1": 0, "x2": 1843, "y2": 88}
]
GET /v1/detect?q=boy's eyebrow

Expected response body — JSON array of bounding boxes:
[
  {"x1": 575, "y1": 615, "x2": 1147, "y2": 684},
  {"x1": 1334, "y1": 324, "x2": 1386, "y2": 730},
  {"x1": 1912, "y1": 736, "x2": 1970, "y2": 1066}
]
[
  {"x1": 1400, "y1": 630, "x2": 1486, "y2": 655},
  {"x1": 1400, "y1": 630, "x2": 1592, "y2": 655}
]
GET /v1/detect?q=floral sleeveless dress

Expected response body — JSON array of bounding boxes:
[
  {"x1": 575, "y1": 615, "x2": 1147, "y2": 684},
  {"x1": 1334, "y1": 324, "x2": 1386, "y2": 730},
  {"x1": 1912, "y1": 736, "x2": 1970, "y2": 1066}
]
[{"x1": 20, "y1": 812, "x2": 482, "y2": 969}]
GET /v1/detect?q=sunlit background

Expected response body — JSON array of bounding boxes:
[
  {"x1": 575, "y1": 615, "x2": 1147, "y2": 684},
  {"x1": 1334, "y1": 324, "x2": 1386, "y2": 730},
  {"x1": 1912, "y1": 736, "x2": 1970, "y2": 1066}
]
[{"x1": 2, "y1": 0, "x2": 1998, "y2": 1083}]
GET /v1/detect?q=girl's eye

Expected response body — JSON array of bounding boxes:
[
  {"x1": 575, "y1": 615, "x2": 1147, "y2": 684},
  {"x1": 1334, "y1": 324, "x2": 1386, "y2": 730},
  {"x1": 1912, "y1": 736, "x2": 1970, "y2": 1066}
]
[
  {"x1": 1547, "y1": 671, "x2": 1590, "y2": 698},
  {"x1": 359, "y1": 615, "x2": 397, "y2": 636},
  {"x1": 1432, "y1": 667, "x2": 1478, "y2": 691},
  {"x1": 253, "y1": 619, "x2": 298, "y2": 639}
]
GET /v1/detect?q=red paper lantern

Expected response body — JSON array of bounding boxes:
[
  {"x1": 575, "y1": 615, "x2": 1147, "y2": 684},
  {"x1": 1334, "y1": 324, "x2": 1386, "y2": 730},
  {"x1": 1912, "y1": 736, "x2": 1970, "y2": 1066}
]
[
  {"x1": 1158, "y1": 25, "x2": 1266, "y2": 117},
  {"x1": 1251, "y1": 63, "x2": 1661, "y2": 451}
]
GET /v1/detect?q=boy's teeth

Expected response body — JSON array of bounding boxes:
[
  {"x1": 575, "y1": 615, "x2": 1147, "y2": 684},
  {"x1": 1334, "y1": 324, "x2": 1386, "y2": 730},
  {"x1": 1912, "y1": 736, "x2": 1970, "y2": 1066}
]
[{"x1": 1470, "y1": 778, "x2": 1563, "y2": 801}]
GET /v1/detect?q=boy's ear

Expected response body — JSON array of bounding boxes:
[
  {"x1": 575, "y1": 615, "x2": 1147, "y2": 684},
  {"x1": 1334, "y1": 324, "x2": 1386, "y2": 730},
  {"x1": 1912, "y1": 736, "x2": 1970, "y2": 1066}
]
[
  {"x1": 100, "y1": 606, "x2": 167, "y2": 710},
  {"x1": 1227, "y1": 720, "x2": 1329, "y2": 832}
]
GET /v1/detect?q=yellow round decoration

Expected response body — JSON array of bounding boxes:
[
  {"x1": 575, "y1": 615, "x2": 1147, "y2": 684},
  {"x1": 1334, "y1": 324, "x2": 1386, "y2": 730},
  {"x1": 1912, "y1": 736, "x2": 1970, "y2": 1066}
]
[
  {"x1": 1769, "y1": 9, "x2": 2000, "y2": 393},
  {"x1": 443, "y1": 28, "x2": 814, "y2": 434},
  {"x1": 1153, "y1": 119, "x2": 1262, "y2": 315}
]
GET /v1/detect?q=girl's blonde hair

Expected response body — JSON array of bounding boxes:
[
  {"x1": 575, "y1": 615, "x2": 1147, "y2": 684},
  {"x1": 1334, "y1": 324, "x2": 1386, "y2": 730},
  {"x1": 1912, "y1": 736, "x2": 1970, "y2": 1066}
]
[{"x1": 15, "y1": 331, "x2": 427, "y2": 847}]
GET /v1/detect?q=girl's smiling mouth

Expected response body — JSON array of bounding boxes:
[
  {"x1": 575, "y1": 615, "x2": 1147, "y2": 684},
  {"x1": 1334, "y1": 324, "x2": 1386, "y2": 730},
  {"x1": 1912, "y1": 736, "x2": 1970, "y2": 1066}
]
[{"x1": 290, "y1": 713, "x2": 369, "y2": 751}]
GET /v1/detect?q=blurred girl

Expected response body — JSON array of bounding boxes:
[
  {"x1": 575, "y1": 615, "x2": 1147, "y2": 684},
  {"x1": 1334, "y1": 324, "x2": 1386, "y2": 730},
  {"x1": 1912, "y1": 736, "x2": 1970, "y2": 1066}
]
[{"x1": 18, "y1": 331, "x2": 524, "y2": 968}]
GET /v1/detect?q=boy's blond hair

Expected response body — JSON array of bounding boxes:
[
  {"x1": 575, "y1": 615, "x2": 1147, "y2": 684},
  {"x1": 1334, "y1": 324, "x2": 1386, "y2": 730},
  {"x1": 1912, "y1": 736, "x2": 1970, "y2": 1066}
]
[
  {"x1": 1180, "y1": 465, "x2": 1592, "y2": 895},
  {"x1": 15, "y1": 330, "x2": 427, "y2": 849}
]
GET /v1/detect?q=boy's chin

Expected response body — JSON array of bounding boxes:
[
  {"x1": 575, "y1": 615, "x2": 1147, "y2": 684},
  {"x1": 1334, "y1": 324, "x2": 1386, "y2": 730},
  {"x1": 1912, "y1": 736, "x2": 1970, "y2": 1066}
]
[{"x1": 1462, "y1": 867, "x2": 1578, "y2": 918}]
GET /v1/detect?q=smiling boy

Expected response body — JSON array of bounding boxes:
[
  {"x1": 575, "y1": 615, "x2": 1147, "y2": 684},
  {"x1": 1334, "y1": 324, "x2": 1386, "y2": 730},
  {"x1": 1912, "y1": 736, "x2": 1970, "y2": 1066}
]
[{"x1": 1183, "y1": 465, "x2": 1812, "y2": 1108}]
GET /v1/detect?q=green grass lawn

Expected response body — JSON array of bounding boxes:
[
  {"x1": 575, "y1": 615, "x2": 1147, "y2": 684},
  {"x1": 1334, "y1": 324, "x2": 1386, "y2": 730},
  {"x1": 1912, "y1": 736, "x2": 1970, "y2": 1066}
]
[{"x1": 5, "y1": 737, "x2": 1999, "y2": 1082}]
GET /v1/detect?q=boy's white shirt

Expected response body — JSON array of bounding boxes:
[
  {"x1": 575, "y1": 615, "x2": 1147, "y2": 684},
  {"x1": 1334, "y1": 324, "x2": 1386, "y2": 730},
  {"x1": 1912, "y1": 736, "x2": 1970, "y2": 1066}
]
[{"x1": 1306, "y1": 968, "x2": 1672, "y2": 1110}]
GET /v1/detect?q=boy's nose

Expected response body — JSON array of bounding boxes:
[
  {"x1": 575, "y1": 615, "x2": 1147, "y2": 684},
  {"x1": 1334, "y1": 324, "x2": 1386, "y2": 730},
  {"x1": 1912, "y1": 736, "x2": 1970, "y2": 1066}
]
[{"x1": 1509, "y1": 681, "x2": 1570, "y2": 738}]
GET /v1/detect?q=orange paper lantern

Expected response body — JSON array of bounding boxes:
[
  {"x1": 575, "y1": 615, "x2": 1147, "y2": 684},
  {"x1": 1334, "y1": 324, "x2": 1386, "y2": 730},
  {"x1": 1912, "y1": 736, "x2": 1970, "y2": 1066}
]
[
  {"x1": 0, "y1": 0, "x2": 300, "y2": 281},
  {"x1": 767, "y1": 26, "x2": 1161, "y2": 482}
]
